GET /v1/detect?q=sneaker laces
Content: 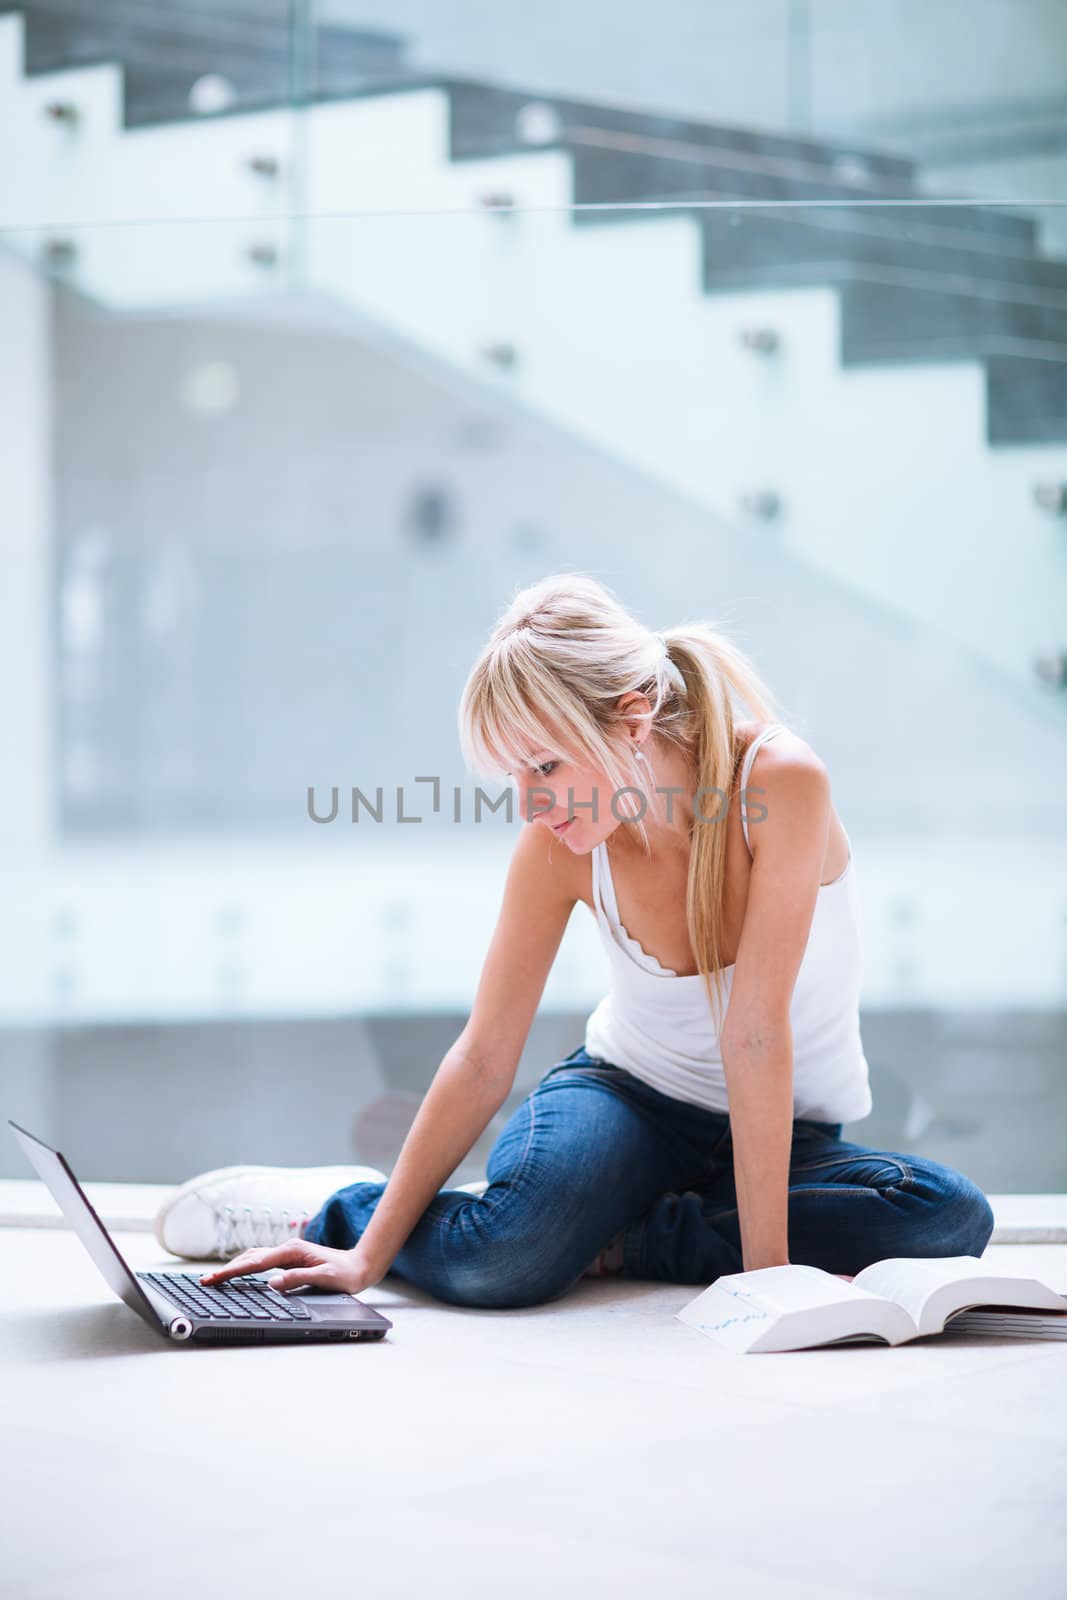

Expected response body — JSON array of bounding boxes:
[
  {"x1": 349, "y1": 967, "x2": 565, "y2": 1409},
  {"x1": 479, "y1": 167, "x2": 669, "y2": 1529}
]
[{"x1": 215, "y1": 1204, "x2": 311, "y2": 1258}]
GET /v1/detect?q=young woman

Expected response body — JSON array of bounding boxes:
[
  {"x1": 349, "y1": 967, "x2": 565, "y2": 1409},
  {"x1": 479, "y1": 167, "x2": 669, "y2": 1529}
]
[{"x1": 156, "y1": 573, "x2": 994, "y2": 1307}]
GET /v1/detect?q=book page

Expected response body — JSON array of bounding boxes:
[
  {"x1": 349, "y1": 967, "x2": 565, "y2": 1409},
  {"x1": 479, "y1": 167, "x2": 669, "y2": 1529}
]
[
  {"x1": 675, "y1": 1279, "x2": 778, "y2": 1353},
  {"x1": 949, "y1": 1309, "x2": 1067, "y2": 1341},
  {"x1": 702, "y1": 1264, "x2": 883, "y2": 1317},
  {"x1": 854, "y1": 1255, "x2": 1065, "y2": 1334},
  {"x1": 853, "y1": 1255, "x2": 985, "y2": 1322},
  {"x1": 675, "y1": 1264, "x2": 916, "y2": 1352}
]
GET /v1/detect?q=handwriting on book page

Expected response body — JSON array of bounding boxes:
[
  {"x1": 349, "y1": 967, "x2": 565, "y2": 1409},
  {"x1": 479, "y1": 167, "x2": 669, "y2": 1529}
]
[
  {"x1": 688, "y1": 1280, "x2": 771, "y2": 1334},
  {"x1": 696, "y1": 1310, "x2": 770, "y2": 1333}
]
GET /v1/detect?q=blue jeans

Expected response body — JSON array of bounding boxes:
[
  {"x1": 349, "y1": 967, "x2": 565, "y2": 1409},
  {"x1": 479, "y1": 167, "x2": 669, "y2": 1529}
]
[{"x1": 303, "y1": 1044, "x2": 995, "y2": 1310}]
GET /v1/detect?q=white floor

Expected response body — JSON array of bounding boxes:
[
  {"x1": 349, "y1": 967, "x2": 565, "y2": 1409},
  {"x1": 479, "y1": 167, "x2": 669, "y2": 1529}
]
[{"x1": 2, "y1": 1225, "x2": 1066, "y2": 1600}]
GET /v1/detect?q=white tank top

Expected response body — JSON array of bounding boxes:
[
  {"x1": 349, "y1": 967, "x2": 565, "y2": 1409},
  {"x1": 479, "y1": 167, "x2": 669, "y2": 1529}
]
[{"x1": 583, "y1": 725, "x2": 873, "y2": 1123}]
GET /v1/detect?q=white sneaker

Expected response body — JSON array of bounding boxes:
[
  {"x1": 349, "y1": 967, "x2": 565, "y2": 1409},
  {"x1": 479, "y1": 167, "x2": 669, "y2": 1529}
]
[{"x1": 153, "y1": 1163, "x2": 388, "y2": 1261}]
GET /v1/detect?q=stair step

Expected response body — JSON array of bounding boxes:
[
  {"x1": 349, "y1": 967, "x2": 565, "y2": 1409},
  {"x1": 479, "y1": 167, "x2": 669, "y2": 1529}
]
[
  {"x1": 6, "y1": 0, "x2": 409, "y2": 127},
  {"x1": 566, "y1": 137, "x2": 913, "y2": 210},
  {"x1": 6, "y1": 8, "x2": 1066, "y2": 453},
  {"x1": 445, "y1": 77, "x2": 919, "y2": 188},
  {"x1": 839, "y1": 279, "x2": 1067, "y2": 367},
  {"x1": 698, "y1": 257, "x2": 1067, "y2": 369},
  {"x1": 985, "y1": 355, "x2": 1067, "y2": 445},
  {"x1": 699, "y1": 207, "x2": 1047, "y2": 292},
  {"x1": 698, "y1": 251, "x2": 1067, "y2": 442}
]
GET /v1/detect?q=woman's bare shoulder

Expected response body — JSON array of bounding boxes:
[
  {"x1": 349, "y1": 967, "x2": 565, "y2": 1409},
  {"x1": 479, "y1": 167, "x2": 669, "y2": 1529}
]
[
  {"x1": 738, "y1": 723, "x2": 848, "y2": 884},
  {"x1": 736, "y1": 719, "x2": 825, "y2": 774}
]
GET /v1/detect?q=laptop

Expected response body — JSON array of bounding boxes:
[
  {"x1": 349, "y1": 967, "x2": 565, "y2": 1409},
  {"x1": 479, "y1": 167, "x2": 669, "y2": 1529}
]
[{"x1": 8, "y1": 1120, "x2": 393, "y2": 1345}]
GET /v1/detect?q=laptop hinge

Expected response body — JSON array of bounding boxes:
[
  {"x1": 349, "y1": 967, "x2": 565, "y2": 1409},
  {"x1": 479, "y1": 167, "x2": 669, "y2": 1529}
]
[{"x1": 137, "y1": 1278, "x2": 196, "y2": 1341}]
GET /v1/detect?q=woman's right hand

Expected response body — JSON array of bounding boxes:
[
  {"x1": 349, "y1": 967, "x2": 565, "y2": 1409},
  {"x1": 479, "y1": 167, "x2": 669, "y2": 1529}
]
[{"x1": 198, "y1": 1239, "x2": 383, "y2": 1296}]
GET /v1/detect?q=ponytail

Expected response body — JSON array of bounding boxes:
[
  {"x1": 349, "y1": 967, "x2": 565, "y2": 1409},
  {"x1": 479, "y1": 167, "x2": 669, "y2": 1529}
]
[{"x1": 659, "y1": 625, "x2": 783, "y2": 1034}]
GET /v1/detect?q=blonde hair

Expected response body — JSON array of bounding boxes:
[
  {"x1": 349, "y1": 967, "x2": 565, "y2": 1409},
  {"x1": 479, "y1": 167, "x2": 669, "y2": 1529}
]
[{"x1": 458, "y1": 571, "x2": 785, "y2": 1032}]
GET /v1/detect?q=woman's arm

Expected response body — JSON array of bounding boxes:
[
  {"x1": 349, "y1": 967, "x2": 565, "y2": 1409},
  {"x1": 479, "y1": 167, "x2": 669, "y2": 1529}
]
[
  {"x1": 203, "y1": 820, "x2": 577, "y2": 1291},
  {"x1": 203, "y1": 1037, "x2": 517, "y2": 1293},
  {"x1": 718, "y1": 1029, "x2": 795, "y2": 1270},
  {"x1": 719, "y1": 741, "x2": 833, "y2": 1271},
  {"x1": 346, "y1": 1040, "x2": 514, "y2": 1280},
  {"x1": 344, "y1": 821, "x2": 578, "y2": 1274}
]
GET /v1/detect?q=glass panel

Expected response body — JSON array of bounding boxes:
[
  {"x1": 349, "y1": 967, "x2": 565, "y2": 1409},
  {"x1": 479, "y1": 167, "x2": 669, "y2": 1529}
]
[
  {"x1": 6, "y1": 4, "x2": 1067, "y2": 232},
  {"x1": 311, "y1": 0, "x2": 1067, "y2": 210},
  {"x1": 1, "y1": 47, "x2": 1065, "y2": 1196},
  {"x1": 806, "y1": 0, "x2": 1067, "y2": 216},
  {"x1": 1, "y1": 1, "x2": 409, "y2": 127}
]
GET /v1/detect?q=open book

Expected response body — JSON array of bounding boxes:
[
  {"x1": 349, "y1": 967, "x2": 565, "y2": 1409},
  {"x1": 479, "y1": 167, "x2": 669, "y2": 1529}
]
[{"x1": 676, "y1": 1256, "x2": 1067, "y2": 1353}]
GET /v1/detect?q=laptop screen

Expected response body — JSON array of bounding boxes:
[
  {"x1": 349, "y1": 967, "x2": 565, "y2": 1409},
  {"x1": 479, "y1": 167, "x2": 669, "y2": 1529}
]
[{"x1": 8, "y1": 1121, "x2": 162, "y2": 1332}]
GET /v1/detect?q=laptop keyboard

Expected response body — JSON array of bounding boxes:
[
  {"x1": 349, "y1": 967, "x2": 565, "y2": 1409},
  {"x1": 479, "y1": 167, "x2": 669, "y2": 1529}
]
[{"x1": 141, "y1": 1271, "x2": 313, "y2": 1322}]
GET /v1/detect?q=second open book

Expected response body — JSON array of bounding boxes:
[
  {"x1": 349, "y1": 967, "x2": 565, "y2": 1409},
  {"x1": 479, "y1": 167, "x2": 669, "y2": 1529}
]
[{"x1": 676, "y1": 1255, "x2": 1067, "y2": 1353}]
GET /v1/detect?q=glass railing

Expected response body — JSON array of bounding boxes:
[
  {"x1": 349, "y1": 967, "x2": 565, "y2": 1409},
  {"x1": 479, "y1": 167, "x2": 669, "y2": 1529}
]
[
  {"x1": 4, "y1": 2, "x2": 1067, "y2": 233},
  {"x1": 1, "y1": 99, "x2": 1065, "y2": 1192},
  {"x1": 6, "y1": 2, "x2": 1067, "y2": 232},
  {"x1": 307, "y1": 0, "x2": 1067, "y2": 216},
  {"x1": 7, "y1": 199, "x2": 1066, "y2": 704}
]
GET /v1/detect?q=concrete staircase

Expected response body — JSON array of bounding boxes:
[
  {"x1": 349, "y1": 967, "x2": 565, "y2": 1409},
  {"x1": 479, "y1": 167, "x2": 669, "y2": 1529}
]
[{"x1": 1, "y1": 5, "x2": 1065, "y2": 694}]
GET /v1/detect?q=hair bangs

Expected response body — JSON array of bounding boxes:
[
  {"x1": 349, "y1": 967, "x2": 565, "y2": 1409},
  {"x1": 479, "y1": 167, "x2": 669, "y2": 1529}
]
[{"x1": 464, "y1": 635, "x2": 593, "y2": 780}]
